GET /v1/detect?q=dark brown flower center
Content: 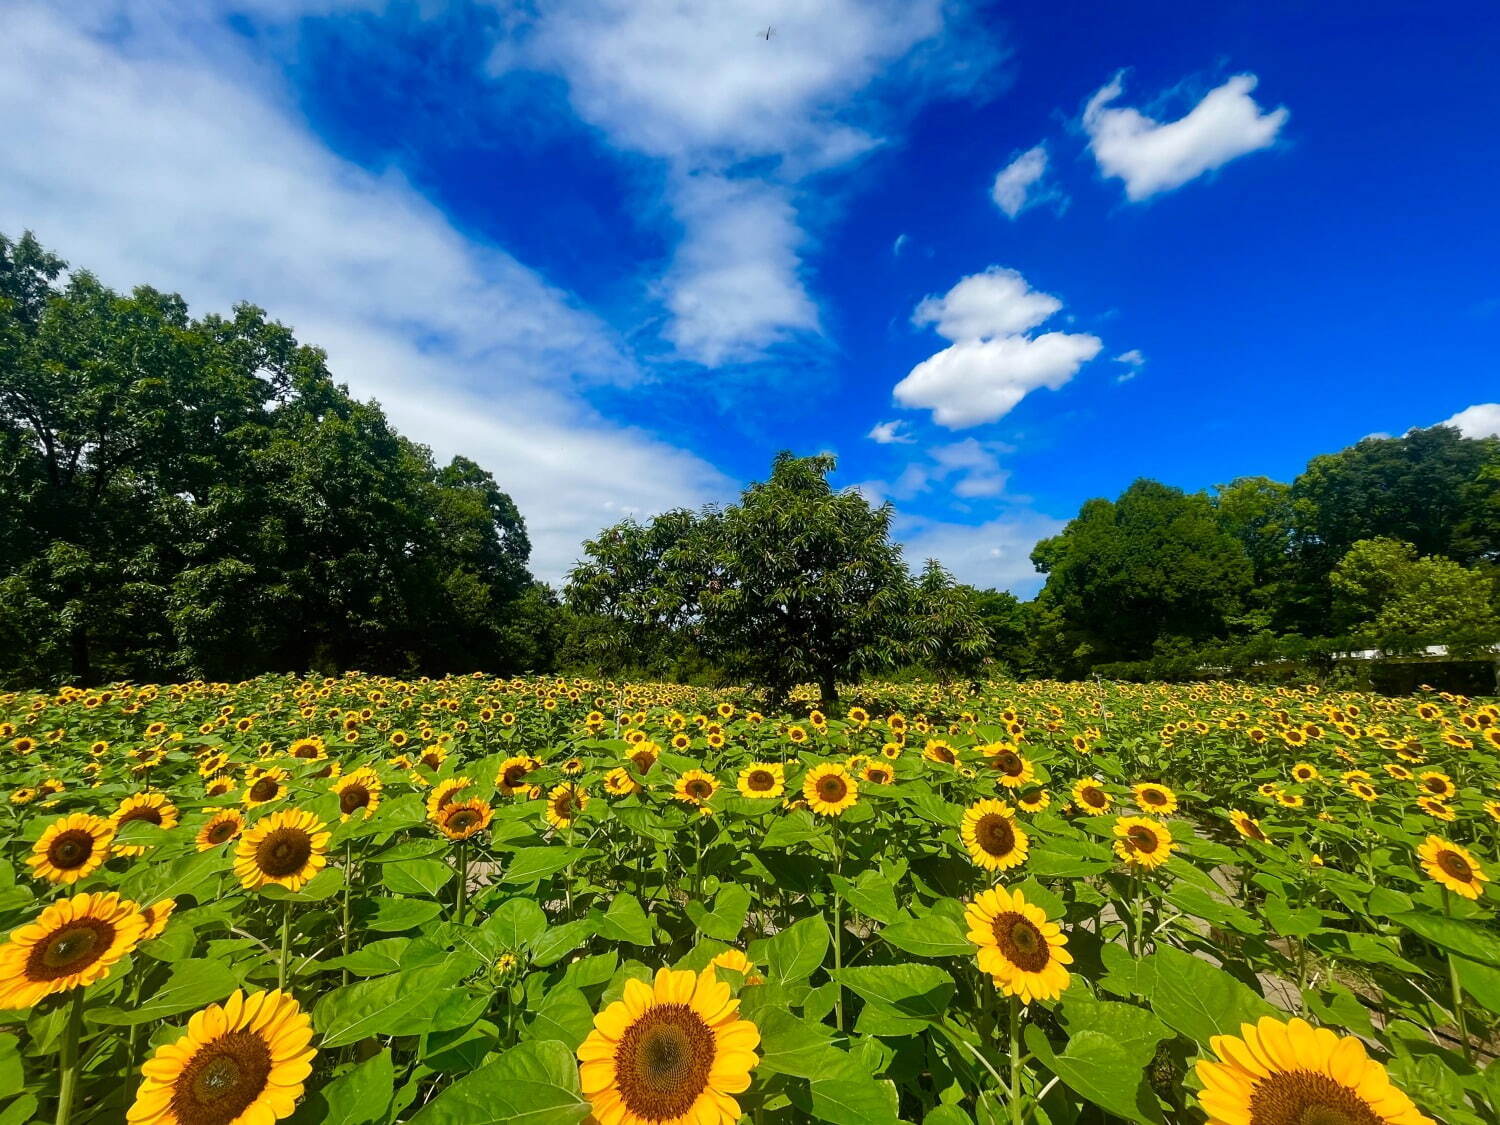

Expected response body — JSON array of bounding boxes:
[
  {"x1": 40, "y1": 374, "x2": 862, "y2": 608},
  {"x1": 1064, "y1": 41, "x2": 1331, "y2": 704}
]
[
  {"x1": 255, "y1": 828, "x2": 312, "y2": 878},
  {"x1": 339, "y1": 786, "x2": 370, "y2": 814},
  {"x1": 446, "y1": 808, "x2": 480, "y2": 834},
  {"x1": 614, "y1": 1004, "x2": 715, "y2": 1121},
  {"x1": 746, "y1": 770, "x2": 775, "y2": 792},
  {"x1": 1247, "y1": 1070, "x2": 1382, "y2": 1125},
  {"x1": 1437, "y1": 850, "x2": 1473, "y2": 882},
  {"x1": 552, "y1": 794, "x2": 577, "y2": 819},
  {"x1": 1141, "y1": 789, "x2": 1167, "y2": 806},
  {"x1": 685, "y1": 780, "x2": 712, "y2": 800},
  {"x1": 502, "y1": 765, "x2": 529, "y2": 787},
  {"x1": 48, "y1": 829, "x2": 97, "y2": 869},
  {"x1": 292, "y1": 744, "x2": 319, "y2": 759},
  {"x1": 205, "y1": 820, "x2": 237, "y2": 844},
  {"x1": 989, "y1": 912, "x2": 1049, "y2": 972},
  {"x1": 248, "y1": 778, "x2": 279, "y2": 802},
  {"x1": 817, "y1": 776, "x2": 847, "y2": 803},
  {"x1": 170, "y1": 1030, "x2": 274, "y2": 1125},
  {"x1": 27, "y1": 919, "x2": 114, "y2": 980},
  {"x1": 120, "y1": 806, "x2": 164, "y2": 826},
  {"x1": 422, "y1": 752, "x2": 442, "y2": 768},
  {"x1": 1128, "y1": 826, "x2": 1160, "y2": 853},
  {"x1": 1423, "y1": 777, "x2": 1448, "y2": 794},
  {"x1": 975, "y1": 813, "x2": 1017, "y2": 856},
  {"x1": 1080, "y1": 786, "x2": 1106, "y2": 808},
  {"x1": 1239, "y1": 817, "x2": 1267, "y2": 842},
  {"x1": 994, "y1": 752, "x2": 1022, "y2": 775}
]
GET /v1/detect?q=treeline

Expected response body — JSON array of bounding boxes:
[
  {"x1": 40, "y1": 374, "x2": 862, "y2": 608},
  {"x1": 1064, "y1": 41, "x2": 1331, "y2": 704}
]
[{"x1": 0, "y1": 232, "x2": 551, "y2": 685}]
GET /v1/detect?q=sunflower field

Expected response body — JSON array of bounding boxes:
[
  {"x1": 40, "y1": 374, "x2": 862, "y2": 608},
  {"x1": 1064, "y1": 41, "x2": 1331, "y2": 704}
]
[{"x1": 0, "y1": 674, "x2": 1497, "y2": 1125}]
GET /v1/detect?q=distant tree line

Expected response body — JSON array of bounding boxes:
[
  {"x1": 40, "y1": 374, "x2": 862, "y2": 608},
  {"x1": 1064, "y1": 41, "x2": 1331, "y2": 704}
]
[{"x1": 0, "y1": 231, "x2": 552, "y2": 685}]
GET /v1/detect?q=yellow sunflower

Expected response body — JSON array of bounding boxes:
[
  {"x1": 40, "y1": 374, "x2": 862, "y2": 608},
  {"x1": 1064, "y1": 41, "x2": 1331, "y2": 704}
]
[
  {"x1": 1291, "y1": 762, "x2": 1320, "y2": 783},
  {"x1": 960, "y1": 799, "x2": 1029, "y2": 871},
  {"x1": 112, "y1": 793, "x2": 181, "y2": 857},
  {"x1": 544, "y1": 783, "x2": 589, "y2": 829},
  {"x1": 577, "y1": 967, "x2": 760, "y2": 1125},
  {"x1": 496, "y1": 755, "x2": 540, "y2": 795},
  {"x1": 604, "y1": 767, "x2": 642, "y2": 796},
  {"x1": 233, "y1": 809, "x2": 329, "y2": 893},
  {"x1": 1229, "y1": 810, "x2": 1269, "y2": 844},
  {"x1": 674, "y1": 770, "x2": 719, "y2": 806},
  {"x1": 1347, "y1": 779, "x2": 1378, "y2": 803},
  {"x1": 708, "y1": 949, "x2": 763, "y2": 986},
  {"x1": 1195, "y1": 1016, "x2": 1433, "y2": 1125},
  {"x1": 963, "y1": 885, "x2": 1071, "y2": 1003},
  {"x1": 1416, "y1": 797, "x2": 1455, "y2": 822},
  {"x1": 0, "y1": 892, "x2": 147, "y2": 1009},
  {"x1": 438, "y1": 798, "x2": 494, "y2": 841},
  {"x1": 196, "y1": 808, "x2": 245, "y2": 851},
  {"x1": 987, "y1": 747, "x2": 1035, "y2": 789},
  {"x1": 242, "y1": 768, "x2": 288, "y2": 808},
  {"x1": 286, "y1": 736, "x2": 326, "y2": 761},
  {"x1": 736, "y1": 763, "x2": 785, "y2": 799},
  {"x1": 1132, "y1": 783, "x2": 1178, "y2": 816},
  {"x1": 1416, "y1": 836, "x2": 1489, "y2": 900},
  {"x1": 28, "y1": 812, "x2": 114, "y2": 884},
  {"x1": 923, "y1": 739, "x2": 958, "y2": 766},
  {"x1": 425, "y1": 776, "x2": 472, "y2": 820},
  {"x1": 802, "y1": 763, "x2": 859, "y2": 817},
  {"x1": 331, "y1": 768, "x2": 382, "y2": 821},
  {"x1": 127, "y1": 989, "x2": 316, "y2": 1125},
  {"x1": 1416, "y1": 771, "x2": 1456, "y2": 800},
  {"x1": 140, "y1": 898, "x2": 176, "y2": 941},
  {"x1": 861, "y1": 761, "x2": 895, "y2": 786},
  {"x1": 1016, "y1": 787, "x2": 1051, "y2": 814},
  {"x1": 1071, "y1": 779, "x2": 1112, "y2": 816},
  {"x1": 1113, "y1": 816, "x2": 1175, "y2": 870}
]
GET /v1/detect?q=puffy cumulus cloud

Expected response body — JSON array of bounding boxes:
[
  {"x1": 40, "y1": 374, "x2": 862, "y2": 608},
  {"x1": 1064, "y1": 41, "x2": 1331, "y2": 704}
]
[
  {"x1": 868, "y1": 420, "x2": 915, "y2": 445},
  {"x1": 0, "y1": 1, "x2": 730, "y2": 582},
  {"x1": 1083, "y1": 72, "x2": 1288, "y2": 201},
  {"x1": 913, "y1": 267, "x2": 1062, "y2": 341},
  {"x1": 894, "y1": 267, "x2": 1101, "y2": 429},
  {"x1": 501, "y1": 0, "x2": 995, "y2": 367},
  {"x1": 894, "y1": 510, "x2": 1065, "y2": 595},
  {"x1": 1436, "y1": 403, "x2": 1500, "y2": 439},
  {"x1": 990, "y1": 144, "x2": 1065, "y2": 219}
]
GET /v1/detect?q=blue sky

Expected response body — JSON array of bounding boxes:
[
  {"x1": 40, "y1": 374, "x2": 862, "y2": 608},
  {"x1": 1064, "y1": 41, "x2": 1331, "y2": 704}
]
[{"x1": 2, "y1": 1, "x2": 1496, "y2": 590}]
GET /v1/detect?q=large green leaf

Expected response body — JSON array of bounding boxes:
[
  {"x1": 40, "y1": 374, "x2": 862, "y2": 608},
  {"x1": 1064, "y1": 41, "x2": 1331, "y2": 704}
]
[
  {"x1": 880, "y1": 902, "x2": 971, "y2": 959},
  {"x1": 686, "y1": 884, "x2": 751, "y2": 940},
  {"x1": 88, "y1": 959, "x2": 239, "y2": 1026},
  {"x1": 408, "y1": 1041, "x2": 589, "y2": 1125},
  {"x1": 764, "y1": 915, "x2": 830, "y2": 986},
  {"x1": 483, "y1": 899, "x2": 549, "y2": 952},
  {"x1": 835, "y1": 963, "x2": 954, "y2": 1020},
  {"x1": 596, "y1": 893, "x2": 654, "y2": 946},
  {"x1": 1392, "y1": 911, "x2": 1500, "y2": 968},
  {"x1": 501, "y1": 847, "x2": 585, "y2": 885},
  {"x1": 1025, "y1": 1026, "x2": 1165, "y2": 1125},
  {"x1": 320, "y1": 1048, "x2": 395, "y2": 1125},
  {"x1": 381, "y1": 857, "x2": 453, "y2": 897}
]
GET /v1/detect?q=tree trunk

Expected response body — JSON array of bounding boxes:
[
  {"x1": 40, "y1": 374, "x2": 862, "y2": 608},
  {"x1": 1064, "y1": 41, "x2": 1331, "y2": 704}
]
[
  {"x1": 70, "y1": 628, "x2": 92, "y2": 685},
  {"x1": 817, "y1": 670, "x2": 839, "y2": 708}
]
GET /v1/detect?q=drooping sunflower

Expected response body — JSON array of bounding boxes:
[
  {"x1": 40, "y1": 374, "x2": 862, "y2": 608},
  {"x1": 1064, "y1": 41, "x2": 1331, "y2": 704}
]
[
  {"x1": 28, "y1": 812, "x2": 114, "y2": 884},
  {"x1": 1417, "y1": 836, "x2": 1490, "y2": 900},
  {"x1": 0, "y1": 892, "x2": 147, "y2": 1009},
  {"x1": 196, "y1": 808, "x2": 245, "y2": 850},
  {"x1": 1016, "y1": 787, "x2": 1051, "y2": 814},
  {"x1": 425, "y1": 776, "x2": 472, "y2": 820},
  {"x1": 438, "y1": 798, "x2": 494, "y2": 841},
  {"x1": 674, "y1": 770, "x2": 719, "y2": 806},
  {"x1": 1416, "y1": 797, "x2": 1455, "y2": 822},
  {"x1": 331, "y1": 768, "x2": 383, "y2": 821},
  {"x1": 544, "y1": 783, "x2": 589, "y2": 830},
  {"x1": 963, "y1": 885, "x2": 1071, "y2": 1003},
  {"x1": 233, "y1": 809, "x2": 329, "y2": 893},
  {"x1": 1071, "y1": 779, "x2": 1112, "y2": 816},
  {"x1": 126, "y1": 988, "x2": 316, "y2": 1125},
  {"x1": 604, "y1": 767, "x2": 642, "y2": 796},
  {"x1": 861, "y1": 761, "x2": 895, "y2": 786},
  {"x1": 112, "y1": 793, "x2": 181, "y2": 857},
  {"x1": 736, "y1": 763, "x2": 785, "y2": 800},
  {"x1": 1229, "y1": 809, "x2": 1269, "y2": 844},
  {"x1": 1194, "y1": 1016, "x2": 1433, "y2": 1125},
  {"x1": 960, "y1": 799, "x2": 1029, "y2": 871},
  {"x1": 803, "y1": 763, "x2": 859, "y2": 817},
  {"x1": 1112, "y1": 816, "x2": 1175, "y2": 870},
  {"x1": 577, "y1": 967, "x2": 760, "y2": 1125},
  {"x1": 1132, "y1": 782, "x2": 1178, "y2": 816},
  {"x1": 140, "y1": 898, "x2": 176, "y2": 941},
  {"x1": 496, "y1": 755, "x2": 540, "y2": 796}
]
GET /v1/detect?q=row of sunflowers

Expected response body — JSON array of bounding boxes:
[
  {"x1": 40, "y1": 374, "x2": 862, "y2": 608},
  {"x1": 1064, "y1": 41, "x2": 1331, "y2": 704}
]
[{"x1": 0, "y1": 673, "x2": 1496, "y2": 1125}]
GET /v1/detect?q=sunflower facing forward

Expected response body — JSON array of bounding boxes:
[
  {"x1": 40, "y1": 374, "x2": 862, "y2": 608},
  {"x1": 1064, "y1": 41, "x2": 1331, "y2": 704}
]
[
  {"x1": 28, "y1": 812, "x2": 114, "y2": 884},
  {"x1": 0, "y1": 892, "x2": 147, "y2": 1009},
  {"x1": 233, "y1": 809, "x2": 329, "y2": 893},
  {"x1": 674, "y1": 770, "x2": 719, "y2": 806},
  {"x1": 964, "y1": 885, "x2": 1071, "y2": 1003},
  {"x1": 1071, "y1": 779, "x2": 1112, "y2": 816},
  {"x1": 960, "y1": 799, "x2": 1029, "y2": 872},
  {"x1": 127, "y1": 989, "x2": 316, "y2": 1125},
  {"x1": 196, "y1": 808, "x2": 245, "y2": 851},
  {"x1": 544, "y1": 783, "x2": 589, "y2": 830},
  {"x1": 1113, "y1": 816, "x2": 1174, "y2": 870},
  {"x1": 437, "y1": 798, "x2": 493, "y2": 841},
  {"x1": 577, "y1": 966, "x2": 760, "y2": 1125},
  {"x1": 1131, "y1": 783, "x2": 1178, "y2": 816},
  {"x1": 112, "y1": 793, "x2": 181, "y2": 857},
  {"x1": 332, "y1": 768, "x2": 382, "y2": 821},
  {"x1": 1417, "y1": 836, "x2": 1490, "y2": 900},
  {"x1": 803, "y1": 763, "x2": 859, "y2": 817},
  {"x1": 1195, "y1": 1016, "x2": 1433, "y2": 1125},
  {"x1": 736, "y1": 763, "x2": 785, "y2": 800}
]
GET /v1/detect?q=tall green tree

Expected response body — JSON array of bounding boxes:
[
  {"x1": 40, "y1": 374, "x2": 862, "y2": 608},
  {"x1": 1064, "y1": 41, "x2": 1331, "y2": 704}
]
[
  {"x1": 908, "y1": 561, "x2": 992, "y2": 683},
  {"x1": 1330, "y1": 538, "x2": 1499, "y2": 654}
]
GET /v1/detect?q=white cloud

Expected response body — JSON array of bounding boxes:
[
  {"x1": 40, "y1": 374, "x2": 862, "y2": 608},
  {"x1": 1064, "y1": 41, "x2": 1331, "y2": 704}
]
[
  {"x1": 895, "y1": 510, "x2": 1065, "y2": 595},
  {"x1": 1114, "y1": 347, "x2": 1145, "y2": 382},
  {"x1": 913, "y1": 267, "x2": 1063, "y2": 341},
  {"x1": 502, "y1": 0, "x2": 976, "y2": 366},
  {"x1": 883, "y1": 438, "x2": 1010, "y2": 501},
  {"x1": 990, "y1": 144, "x2": 1063, "y2": 219},
  {"x1": 892, "y1": 233, "x2": 909, "y2": 257},
  {"x1": 1437, "y1": 403, "x2": 1500, "y2": 439},
  {"x1": 0, "y1": 1, "x2": 730, "y2": 582},
  {"x1": 868, "y1": 420, "x2": 915, "y2": 444},
  {"x1": 1083, "y1": 72, "x2": 1288, "y2": 201},
  {"x1": 894, "y1": 267, "x2": 1101, "y2": 428}
]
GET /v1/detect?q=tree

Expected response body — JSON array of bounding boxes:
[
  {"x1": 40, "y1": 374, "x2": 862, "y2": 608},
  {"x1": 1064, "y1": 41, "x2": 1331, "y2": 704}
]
[
  {"x1": 1213, "y1": 476, "x2": 1298, "y2": 629},
  {"x1": 1330, "y1": 538, "x2": 1499, "y2": 654},
  {"x1": 1032, "y1": 480, "x2": 1254, "y2": 666},
  {"x1": 908, "y1": 561, "x2": 991, "y2": 683},
  {"x1": 972, "y1": 588, "x2": 1037, "y2": 676},
  {"x1": 568, "y1": 453, "x2": 911, "y2": 703}
]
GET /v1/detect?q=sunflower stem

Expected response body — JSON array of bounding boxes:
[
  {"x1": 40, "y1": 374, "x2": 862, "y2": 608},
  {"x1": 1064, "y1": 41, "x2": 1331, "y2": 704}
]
[
  {"x1": 278, "y1": 900, "x2": 292, "y2": 992},
  {"x1": 1008, "y1": 994, "x2": 1026, "y2": 1125},
  {"x1": 55, "y1": 986, "x2": 85, "y2": 1125},
  {"x1": 1442, "y1": 889, "x2": 1474, "y2": 1065},
  {"x1": 341, "y1": 841, "x2": 353, "y2": 988},
  {"x1": 455, "y1": 841, "x2": 469, "y2": 925},
  {"x1": 831, "y1": 817, "x2": 845, "y2": 1034}
]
